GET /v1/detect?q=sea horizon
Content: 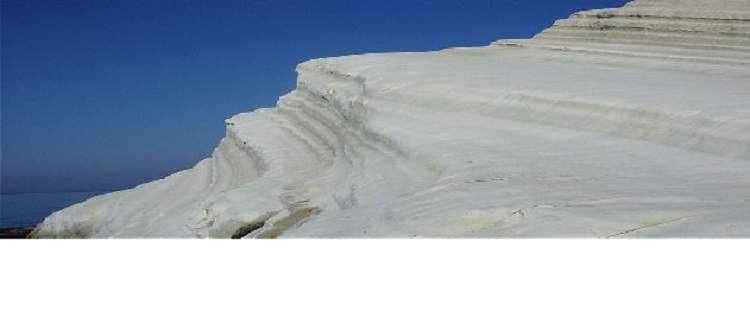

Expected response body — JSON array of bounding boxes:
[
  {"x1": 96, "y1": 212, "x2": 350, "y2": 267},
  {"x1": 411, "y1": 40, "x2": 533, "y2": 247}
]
[{"x1": 0, "y1": 191, "x2": 110, "y2": 229}]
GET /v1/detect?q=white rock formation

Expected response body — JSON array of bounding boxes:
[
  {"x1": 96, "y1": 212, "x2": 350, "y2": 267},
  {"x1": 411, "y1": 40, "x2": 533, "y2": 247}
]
[{"x1": 32, "y1": 0, "x2": 750, "y2": 238}]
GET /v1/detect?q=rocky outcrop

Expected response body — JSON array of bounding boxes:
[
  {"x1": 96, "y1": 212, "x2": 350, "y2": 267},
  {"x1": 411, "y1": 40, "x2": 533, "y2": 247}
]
[
  {"x1": 31, "y1": 0, "x2": 750, "y2": 238},
  {"x1": 495, "y1": 0, "x2": 750, "y2": 64}
]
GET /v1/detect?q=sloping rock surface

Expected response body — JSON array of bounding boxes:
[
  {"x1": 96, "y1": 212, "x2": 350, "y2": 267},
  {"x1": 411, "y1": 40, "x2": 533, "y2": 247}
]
[{"x1": 32, "y1": 0, "x2": 750, "y2": 238}]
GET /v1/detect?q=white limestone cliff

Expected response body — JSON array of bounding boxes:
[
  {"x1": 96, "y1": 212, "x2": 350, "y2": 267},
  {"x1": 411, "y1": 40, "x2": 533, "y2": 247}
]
[{"x1": 32, "y1": 0, "x2": 750, "y2": 238}]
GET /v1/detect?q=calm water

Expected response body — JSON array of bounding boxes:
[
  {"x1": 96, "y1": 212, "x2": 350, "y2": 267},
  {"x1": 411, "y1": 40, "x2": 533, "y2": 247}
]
[{"x1": 0, "y1": 191, "x2": 108, "y2": 229}]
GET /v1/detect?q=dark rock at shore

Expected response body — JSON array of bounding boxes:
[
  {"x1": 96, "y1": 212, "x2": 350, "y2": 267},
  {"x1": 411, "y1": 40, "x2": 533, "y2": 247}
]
[{"x1": 0, "y1": 227, "x2": 35, "y2": 239}]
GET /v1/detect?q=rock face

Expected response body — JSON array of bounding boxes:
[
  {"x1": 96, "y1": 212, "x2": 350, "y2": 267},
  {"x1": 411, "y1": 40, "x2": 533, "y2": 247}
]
[
  {"x1": 32, "y1": 0, "x2": 750, "y2": 238},
  {"x1": 497, "y1": 0, "x2": 750, "y2": 65}
]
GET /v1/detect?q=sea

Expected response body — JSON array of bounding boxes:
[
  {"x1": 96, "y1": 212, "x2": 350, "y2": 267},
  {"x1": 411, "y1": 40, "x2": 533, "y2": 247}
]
[{"x1": 0, "y1": 191, "x2": 108, "y2": 229}]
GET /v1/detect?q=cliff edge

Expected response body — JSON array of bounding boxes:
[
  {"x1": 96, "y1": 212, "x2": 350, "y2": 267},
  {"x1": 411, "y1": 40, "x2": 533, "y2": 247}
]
[{"x1": 32, "y1": 0, "x2": 750, "y2": 238}]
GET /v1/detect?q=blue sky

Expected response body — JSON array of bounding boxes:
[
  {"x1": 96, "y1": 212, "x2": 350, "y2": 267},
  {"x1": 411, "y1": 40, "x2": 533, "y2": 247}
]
[{"x1": 1, "y1": 0, "x2": 628, "y2": 193}]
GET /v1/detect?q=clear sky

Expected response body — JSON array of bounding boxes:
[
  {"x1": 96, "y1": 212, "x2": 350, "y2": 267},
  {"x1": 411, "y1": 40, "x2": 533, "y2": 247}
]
[{"x1": 1, "y1": 0, "x2": 629, "y2": 194}]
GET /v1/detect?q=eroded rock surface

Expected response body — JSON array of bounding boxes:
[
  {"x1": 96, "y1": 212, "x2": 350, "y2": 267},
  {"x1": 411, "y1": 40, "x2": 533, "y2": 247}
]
[{"x1": 32, "y1": 0, "x2": 750, "y2": 238}]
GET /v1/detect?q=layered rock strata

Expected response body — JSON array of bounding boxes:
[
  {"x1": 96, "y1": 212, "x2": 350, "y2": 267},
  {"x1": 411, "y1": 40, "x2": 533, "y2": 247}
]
[{"x1": 32, "y1": 0, "x2": 750, "y2": 238}]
